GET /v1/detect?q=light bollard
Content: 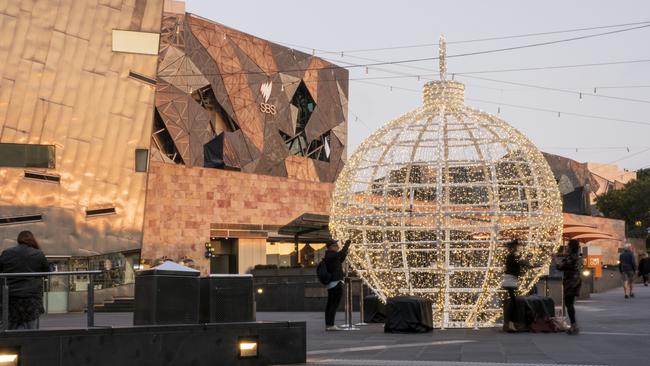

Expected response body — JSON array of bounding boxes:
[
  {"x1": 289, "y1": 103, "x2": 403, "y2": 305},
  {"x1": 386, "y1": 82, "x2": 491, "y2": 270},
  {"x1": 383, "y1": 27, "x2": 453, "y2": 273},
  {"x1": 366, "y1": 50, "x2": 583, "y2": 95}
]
[{"x1": 339, "y1": 277, "x2": 359, "y2": 331}]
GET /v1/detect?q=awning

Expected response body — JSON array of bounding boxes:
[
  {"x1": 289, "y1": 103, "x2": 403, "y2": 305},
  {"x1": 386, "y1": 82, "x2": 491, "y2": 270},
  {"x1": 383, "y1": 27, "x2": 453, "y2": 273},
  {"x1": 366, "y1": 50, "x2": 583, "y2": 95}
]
[
  {"x1": 570, "y1": 233, "x2": 619, "y2": 242},
  {"x1": 277, "y1": 213, "x2": 331, "y2": 241}
]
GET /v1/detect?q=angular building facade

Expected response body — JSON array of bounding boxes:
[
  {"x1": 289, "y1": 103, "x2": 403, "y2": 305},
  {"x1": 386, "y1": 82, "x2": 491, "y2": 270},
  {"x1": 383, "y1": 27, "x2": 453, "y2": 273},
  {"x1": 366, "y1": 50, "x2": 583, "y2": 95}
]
[{"x1": 0, "y1": 0, "x2": 347, "y2": 308}]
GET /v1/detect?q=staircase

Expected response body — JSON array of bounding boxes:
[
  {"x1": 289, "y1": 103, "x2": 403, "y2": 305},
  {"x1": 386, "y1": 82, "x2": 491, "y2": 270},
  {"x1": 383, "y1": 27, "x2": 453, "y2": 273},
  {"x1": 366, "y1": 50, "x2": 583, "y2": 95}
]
[{"x1": 93, "y1": 297, "x2": 134, "y2": 313}]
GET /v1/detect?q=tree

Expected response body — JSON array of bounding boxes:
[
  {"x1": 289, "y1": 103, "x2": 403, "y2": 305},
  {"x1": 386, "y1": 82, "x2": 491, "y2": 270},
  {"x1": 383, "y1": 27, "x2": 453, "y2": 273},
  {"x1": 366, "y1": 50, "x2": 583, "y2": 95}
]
[
  {"x1": 637, "y1": 168, "x2": 650, "y2": 180},
  {"x1": 596, "y1": 172, "x2": 650, "y2": 238}
]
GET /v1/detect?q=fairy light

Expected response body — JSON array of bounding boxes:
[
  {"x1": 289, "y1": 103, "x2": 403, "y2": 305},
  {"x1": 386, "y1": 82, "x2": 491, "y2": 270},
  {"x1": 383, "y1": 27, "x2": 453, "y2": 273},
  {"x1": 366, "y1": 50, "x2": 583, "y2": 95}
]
[{"x1": 329, "y1": 35, "x2": 563, "y2": 329}]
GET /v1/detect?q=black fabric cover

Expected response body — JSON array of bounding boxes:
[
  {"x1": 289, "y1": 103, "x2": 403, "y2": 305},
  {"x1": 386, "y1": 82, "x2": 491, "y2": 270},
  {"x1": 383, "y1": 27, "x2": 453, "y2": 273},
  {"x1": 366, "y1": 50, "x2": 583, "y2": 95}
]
[
  {"x1": 503, "y1": 295, "x2": 555, "y2": 332},
  {"x1": 203, "y1": 134, "x2": 225, "y2": 168},
  {"x1": 363, "y1": 295, "x2": 386, "y2": 323},
  {"x1": 384, "y1": 296, "x2": 433, "y2": 333}
]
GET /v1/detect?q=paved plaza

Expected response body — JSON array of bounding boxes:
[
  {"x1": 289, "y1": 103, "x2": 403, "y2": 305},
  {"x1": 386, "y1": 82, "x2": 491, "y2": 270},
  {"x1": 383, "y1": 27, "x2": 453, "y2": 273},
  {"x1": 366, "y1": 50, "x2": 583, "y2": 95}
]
[{"x1": 36, "y1": 284, "x2": 650, "y2": 366}]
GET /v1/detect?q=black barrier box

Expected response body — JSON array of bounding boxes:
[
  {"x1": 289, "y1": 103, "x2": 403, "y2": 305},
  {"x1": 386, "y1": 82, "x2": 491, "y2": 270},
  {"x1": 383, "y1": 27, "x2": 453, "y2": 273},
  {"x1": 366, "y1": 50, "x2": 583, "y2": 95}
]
[
  {"x1": 200, "y1": 274, "x2": 255, "y2": 323},
  {"x1": 134, "y1": 262, "x2": 200, "y2": 325},
  {"x1": 384, "y1": 296, "x2": 433, "y2": 333}
]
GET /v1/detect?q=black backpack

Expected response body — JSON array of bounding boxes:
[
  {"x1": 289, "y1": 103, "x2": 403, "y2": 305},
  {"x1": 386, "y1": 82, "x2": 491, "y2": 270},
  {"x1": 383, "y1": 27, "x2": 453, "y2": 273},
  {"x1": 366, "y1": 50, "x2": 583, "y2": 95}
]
[{"x1": 316, "y1": 259, "x2": 332, "y2": 285}]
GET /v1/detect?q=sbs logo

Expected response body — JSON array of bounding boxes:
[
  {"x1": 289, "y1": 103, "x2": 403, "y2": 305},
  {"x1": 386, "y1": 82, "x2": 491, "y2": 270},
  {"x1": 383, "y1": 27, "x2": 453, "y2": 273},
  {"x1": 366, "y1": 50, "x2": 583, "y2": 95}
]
[{"x1": 260, "y1": 103, "x2": 277, "y2": 115}]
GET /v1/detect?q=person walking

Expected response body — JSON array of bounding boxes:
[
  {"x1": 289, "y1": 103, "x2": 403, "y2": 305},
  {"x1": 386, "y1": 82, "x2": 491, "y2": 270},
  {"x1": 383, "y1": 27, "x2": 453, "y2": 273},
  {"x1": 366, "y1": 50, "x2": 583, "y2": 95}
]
[
  {"x1": 638, "y1": 252, "x2": 650, "y2": 286},
  {"x1": 503, "y1": 239, "x2": 526, "y2": 333},
  {"x1": 557, "y1": 239, "x2": 582, "y2": 335},
  {"x1": 323, "y1": 239, "x2": 351, "y2": 331},
  {"x1": 0, "y1": 231, "x2": 49, "y2": 329},
  {"x1": 619, "y1": 243, "x2": 636, "y2": 298}
]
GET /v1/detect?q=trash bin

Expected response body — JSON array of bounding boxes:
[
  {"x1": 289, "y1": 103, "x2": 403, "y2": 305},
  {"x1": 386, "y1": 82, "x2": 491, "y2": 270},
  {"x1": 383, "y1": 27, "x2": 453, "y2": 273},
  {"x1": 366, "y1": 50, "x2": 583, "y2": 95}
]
[
  {"x1": 134, "y1": 261, "x2": 200, "y2": 325},
  {"x1": 200, "y1": 274, "x2": 254, "y2": 323}
]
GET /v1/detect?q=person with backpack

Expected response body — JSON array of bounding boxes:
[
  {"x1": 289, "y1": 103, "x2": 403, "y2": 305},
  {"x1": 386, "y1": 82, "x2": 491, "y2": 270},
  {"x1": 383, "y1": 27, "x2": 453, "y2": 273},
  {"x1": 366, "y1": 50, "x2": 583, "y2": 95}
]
[{"x1": 318, "y1": 239, "x2": 351, "y2": 331}]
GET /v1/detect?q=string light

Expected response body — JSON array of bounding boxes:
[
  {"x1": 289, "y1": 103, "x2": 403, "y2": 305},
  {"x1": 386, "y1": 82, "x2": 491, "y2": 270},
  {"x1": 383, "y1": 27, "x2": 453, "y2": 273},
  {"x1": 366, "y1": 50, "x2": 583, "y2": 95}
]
[{"x1": 330, "y1": 35, "x2": 563, "y2": 329}]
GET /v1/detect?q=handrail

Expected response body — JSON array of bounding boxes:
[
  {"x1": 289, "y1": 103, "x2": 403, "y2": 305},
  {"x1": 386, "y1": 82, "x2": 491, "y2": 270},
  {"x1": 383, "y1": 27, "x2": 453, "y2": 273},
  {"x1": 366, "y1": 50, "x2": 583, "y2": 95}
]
[
  {"x1": 0, "y1": 270, "x2": 102, "y2": 278},
  {"x1": 0, "y1": 270, "x2": 103, "y2": 331}
]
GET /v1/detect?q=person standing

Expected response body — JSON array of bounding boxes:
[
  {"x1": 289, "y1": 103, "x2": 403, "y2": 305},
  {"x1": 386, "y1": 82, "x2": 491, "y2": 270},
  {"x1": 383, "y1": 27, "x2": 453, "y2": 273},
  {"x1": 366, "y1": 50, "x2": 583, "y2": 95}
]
[
  {"x1": 557, "y1": 239, "x2": 582, "y2": 335},
  {"x1": 619, "y1": 243, "x2": 636, "y2": 298},
  {"x1": 0, "y1": 231, "x2": 50, "y2": 329},
  {"x1": 638, "y1": 252, "x2": 650, "y2": 286},
  {"x1": 503, "y1": 239, "x2": 525, "y2": 333},
  {"x1": 323, "y1": 239, "x2": 351, "y2": 331}
]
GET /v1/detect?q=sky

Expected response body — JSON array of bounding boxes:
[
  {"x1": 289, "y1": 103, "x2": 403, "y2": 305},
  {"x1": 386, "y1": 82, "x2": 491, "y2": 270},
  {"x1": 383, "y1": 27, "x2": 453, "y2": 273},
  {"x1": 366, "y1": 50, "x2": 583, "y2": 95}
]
[{"x1": 186, "y1": 0, "x2": 650, "y2": 172}]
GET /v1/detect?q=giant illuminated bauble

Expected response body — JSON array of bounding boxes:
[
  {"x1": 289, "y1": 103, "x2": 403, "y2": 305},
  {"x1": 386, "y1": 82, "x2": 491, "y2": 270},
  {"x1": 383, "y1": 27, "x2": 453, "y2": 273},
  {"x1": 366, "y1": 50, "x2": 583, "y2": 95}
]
[{"x1": 329, "y1": 37, "x2": 563, "y2": 328}]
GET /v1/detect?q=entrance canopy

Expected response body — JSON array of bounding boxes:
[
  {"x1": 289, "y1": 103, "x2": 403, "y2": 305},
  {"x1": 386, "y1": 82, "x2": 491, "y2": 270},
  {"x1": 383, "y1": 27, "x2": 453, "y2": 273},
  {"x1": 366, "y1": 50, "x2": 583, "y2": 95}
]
[{"x1": 278, "y1": 213, "x2": 331, "y2": 242}]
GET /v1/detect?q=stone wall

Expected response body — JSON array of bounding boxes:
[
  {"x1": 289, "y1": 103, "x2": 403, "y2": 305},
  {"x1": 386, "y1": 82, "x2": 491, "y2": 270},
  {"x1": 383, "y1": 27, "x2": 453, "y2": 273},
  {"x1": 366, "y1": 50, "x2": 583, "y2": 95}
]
[{"x1": 141, "y1": 161, "x2": 334, "y2": 273}]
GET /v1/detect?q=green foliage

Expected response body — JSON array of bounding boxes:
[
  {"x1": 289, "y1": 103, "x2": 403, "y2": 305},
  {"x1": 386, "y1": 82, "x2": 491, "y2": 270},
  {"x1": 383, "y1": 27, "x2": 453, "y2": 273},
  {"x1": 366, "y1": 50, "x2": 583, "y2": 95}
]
[
  {"x1": 637, "y1": 168, "x2": 650, "y2": 180},
  {"x1": 596, "y1": 172, "x2": 650, "y2": 238}
]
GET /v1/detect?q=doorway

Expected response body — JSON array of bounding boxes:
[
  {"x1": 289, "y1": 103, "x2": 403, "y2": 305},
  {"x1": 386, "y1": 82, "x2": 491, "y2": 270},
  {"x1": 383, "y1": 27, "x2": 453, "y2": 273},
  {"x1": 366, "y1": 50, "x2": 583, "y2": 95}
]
[
  {"x1": 209, "y1": 238, "x2": 238, "y2": 274},
  {"x1": 45, "y1": 257, "x2": 70, "y2": 313}
]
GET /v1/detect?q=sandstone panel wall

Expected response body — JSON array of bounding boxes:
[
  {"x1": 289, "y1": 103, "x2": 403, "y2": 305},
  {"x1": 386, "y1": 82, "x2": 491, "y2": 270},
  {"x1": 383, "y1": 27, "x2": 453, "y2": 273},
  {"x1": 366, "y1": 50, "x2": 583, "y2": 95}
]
[{"x1": 141, "y1": 161, "x2": 334, "y2": 273}]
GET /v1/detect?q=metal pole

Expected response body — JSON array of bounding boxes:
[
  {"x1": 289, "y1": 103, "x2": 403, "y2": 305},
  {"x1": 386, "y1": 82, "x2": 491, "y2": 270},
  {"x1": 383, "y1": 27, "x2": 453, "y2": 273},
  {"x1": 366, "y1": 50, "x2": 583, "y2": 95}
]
[
  {"x1": 1, "y1": 278, "x2": 8, "y2": 331},
  {"x1": 355, "y1": 280, "x2": 368, "y2": 326},
  {"x1": 340, "y1": 277, "x2": 359, "y2": 331},
  {"x1": 87, "y1": 275, "x2": 94, "y2": 328},
  {"x1": 344, "y1": 277, "x2": 350, "y2": 325}
]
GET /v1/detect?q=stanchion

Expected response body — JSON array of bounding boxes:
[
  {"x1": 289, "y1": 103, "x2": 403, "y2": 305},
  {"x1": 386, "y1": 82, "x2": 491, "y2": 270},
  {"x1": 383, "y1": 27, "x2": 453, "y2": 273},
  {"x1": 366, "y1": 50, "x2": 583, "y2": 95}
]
[
  {"x1": 355, "y1": 280, "x2": 368, "y2": 326},
  {"x1": 339, "y1": 277, "x2": 359, "y2": 331},
  {"x1": 1, "y1": 278, "x2": 8, "y2": 331}
]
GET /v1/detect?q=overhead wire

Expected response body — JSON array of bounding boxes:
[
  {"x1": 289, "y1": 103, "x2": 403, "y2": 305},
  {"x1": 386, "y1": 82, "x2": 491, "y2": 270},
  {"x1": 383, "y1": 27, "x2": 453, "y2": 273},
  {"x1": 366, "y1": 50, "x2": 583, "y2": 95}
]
[
  {"x1": 352, "y1": 80, "x2": 650, "y2": 127},
  {"x1": 168, "y1": 23, "x2": 650, "y2": 77},
  {"x1": 455, "y1": 74, "x2": 650, "y2": 105},
  {"x1": 299, "y1": 20, "x2": 650, "y2": 54},
  {"x1": 609, "y1": 147, "x2": 650, "y2": 164}
]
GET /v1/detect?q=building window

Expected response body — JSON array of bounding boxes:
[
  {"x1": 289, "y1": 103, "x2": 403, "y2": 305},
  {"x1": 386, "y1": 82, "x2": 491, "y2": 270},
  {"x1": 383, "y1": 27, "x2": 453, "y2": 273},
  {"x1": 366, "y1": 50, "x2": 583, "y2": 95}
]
[
  {"x1": 135, "y1": 149, "x2": 149, "y2": 172},
  {"x1": 279, "y1": 82, "x2": 331, "y2": 162},
  {"x1": 265, "y1": 242, "x2": 326, "y2": 267},
  {"x1": 86, "y1": 207, "x2": 116, "y2": 217},
  {"x1": 151, "y1": 110, "x2": 184, "y2": 164},
  {"x1": 0, "y1": 214, "x2": 43, "y2": 226},
  {"x1": 0, "y1": 143, "x2": 55, "y2": 168}
]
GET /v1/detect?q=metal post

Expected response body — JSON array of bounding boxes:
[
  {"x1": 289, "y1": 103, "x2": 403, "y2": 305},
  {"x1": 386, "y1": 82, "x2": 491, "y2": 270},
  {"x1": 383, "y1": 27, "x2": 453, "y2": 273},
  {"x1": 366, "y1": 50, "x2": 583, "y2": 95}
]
[
  {"x1": 1, "y1": 278, "x2": 8, "y2": 331},
  {"x1": 355, "y1": 280, "x2": 368, "y2": 326},
  {"x1": 87, "y1": 275, "x2": 94, "y2": 328},
  {"x1": 340, "y1": 277, "x2": 359, "y2": 331}
]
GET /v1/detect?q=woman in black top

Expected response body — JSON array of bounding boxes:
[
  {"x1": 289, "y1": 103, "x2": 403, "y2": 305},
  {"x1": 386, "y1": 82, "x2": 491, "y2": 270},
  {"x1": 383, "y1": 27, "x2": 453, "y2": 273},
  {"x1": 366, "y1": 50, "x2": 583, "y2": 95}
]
[
  {"x1": 557, "y1": 239, "x2": 582, "y2": 335},
  {"x1": 0, "y1": 231, "x2": 49, "y2": 329},
  {"x1": 503, "y1": 239, "x2": 525, "y2": 332}
]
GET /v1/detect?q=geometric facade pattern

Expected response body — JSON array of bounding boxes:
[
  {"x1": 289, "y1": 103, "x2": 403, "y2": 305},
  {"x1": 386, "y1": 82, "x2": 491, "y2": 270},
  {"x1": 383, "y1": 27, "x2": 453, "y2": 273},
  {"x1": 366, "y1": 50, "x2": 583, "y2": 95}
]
[{"x1": 152, "y1": 13, "x2": 348, "y2": 182}]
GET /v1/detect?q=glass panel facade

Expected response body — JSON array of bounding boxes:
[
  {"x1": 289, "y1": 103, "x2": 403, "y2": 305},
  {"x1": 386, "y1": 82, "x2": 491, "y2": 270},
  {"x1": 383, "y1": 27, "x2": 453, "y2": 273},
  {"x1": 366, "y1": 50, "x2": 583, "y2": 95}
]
[
  {"x1": 265, "y1": 242, "x2": 326, "y2": 267},
  {"x1": 69, "y1": 251, "x2": 139, "y2": 291},
  {"x1": 0, "y1": 143, "x2": 55, "y2": 168}
]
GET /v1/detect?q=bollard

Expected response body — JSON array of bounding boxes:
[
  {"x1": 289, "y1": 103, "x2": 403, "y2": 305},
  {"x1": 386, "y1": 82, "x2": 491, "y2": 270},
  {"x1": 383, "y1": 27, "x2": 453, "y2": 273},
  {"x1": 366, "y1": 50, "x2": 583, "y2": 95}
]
[
  {"x1": 87, "y1": 275, "x2": 95, "y2": 328},
  {"x1": 339, "y1": 277, "x2": 359, "y2": 331},
  {"x1": 355, "y1": 280, "x2": 368, "y2": 326}
]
